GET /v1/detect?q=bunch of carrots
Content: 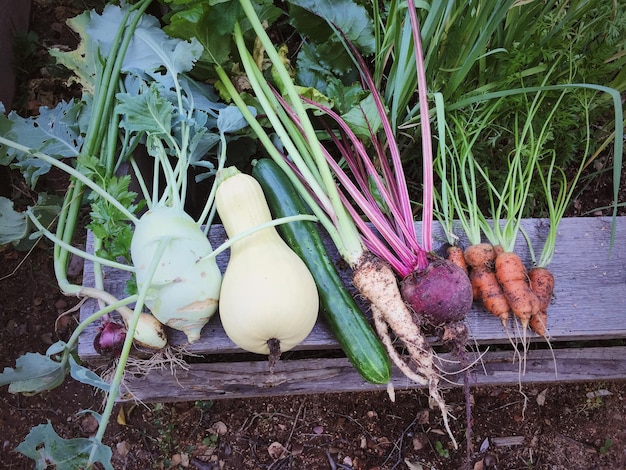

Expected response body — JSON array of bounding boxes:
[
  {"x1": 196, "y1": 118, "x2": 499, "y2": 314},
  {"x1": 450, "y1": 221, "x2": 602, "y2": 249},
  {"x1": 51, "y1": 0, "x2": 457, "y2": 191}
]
[
  {"x1": 432, "y1": 87, "x2": 570, "y2": 345},
  {"x1": 447, "y1": 243, "x2": 553, "y2": 338}
]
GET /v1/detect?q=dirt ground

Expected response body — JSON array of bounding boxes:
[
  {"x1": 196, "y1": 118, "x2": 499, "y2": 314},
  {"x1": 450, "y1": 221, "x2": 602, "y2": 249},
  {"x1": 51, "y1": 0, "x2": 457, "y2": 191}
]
[{"x1": 2, "y1": 1, "x2": 626, "y2": 469}]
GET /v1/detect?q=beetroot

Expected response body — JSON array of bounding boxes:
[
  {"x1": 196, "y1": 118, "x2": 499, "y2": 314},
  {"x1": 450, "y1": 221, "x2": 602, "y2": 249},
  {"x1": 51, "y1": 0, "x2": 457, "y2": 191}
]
[{"x1": 401, "y1": 258, "x2": 473, "y2": 326}]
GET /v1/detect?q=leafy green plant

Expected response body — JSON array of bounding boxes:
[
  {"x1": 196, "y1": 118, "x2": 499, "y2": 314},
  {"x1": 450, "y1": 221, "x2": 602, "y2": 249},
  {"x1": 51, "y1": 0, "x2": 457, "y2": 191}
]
[
  {"x1": 600, "y1": 438, "x2": 613, "y2": 455},
  {"x1": 434, "y1": 439, "x2": 450, "y2": 459}
]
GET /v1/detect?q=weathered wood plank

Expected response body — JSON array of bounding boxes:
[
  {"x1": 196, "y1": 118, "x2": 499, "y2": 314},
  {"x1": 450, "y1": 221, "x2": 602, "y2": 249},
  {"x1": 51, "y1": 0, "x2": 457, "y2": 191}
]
[
  {"x1": 115, "y1": 346, "x2": 626, "y2": 403},
  {"x1": 79, "y1": 216, "x2": 626, "y2": 363}
]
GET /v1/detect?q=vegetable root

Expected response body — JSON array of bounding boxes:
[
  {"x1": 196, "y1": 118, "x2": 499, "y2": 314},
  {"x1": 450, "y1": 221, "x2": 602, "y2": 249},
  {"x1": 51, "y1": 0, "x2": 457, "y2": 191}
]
[
  {"x1": 495, "y1": 252, "x2": 540, "y2": 329},
  {"x1": 464, "y1": 243, "x2": 510, "y2": 326},
  {"x1": 352, "y1": 253, "x2": 458, "y2": 450},
  {"x1": 401, "y1": 258, "x2": 473, "y2": 327},
  {"x1": 446, "y1": 245, "x2": 468, "y2": 274},
  {"x1": 528, "y1": 266, "x2": 555, "y2": 337}
]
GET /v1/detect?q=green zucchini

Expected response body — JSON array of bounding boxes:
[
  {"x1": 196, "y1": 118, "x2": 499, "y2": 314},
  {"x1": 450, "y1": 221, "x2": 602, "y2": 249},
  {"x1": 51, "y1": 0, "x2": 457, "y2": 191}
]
[{"x1": 252, "y1": 158, "x2": 391, "y2": 384}]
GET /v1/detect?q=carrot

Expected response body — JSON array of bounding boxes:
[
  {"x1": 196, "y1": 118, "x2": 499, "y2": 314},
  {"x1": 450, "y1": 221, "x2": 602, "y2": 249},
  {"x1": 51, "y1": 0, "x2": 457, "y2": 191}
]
[
  {"x1": 446, "y1": 245, "x2": 468, "y2": 274},
  {"x1": 528, "y1": 266, "x2": 555, "y2": 337},
  {"x1": 494, "y1": 252, "x2": 541, "y2": 328},
  {"x1": 464, "y1": 243, "x2": 510, "y2": 325}
]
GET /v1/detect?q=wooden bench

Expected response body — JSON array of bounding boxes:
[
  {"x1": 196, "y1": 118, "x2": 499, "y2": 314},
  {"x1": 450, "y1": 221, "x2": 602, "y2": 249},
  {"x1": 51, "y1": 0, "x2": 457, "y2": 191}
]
[{"x1": 78, "y1": 216, "x2": 626, "y2": 403}]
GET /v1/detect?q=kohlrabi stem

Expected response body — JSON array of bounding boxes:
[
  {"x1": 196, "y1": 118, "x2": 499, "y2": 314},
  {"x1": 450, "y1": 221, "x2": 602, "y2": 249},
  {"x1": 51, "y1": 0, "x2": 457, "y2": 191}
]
[
  {"x1": 51, "y1": 0, "x2": 152, "y2": 299},
  {"x1": 205, "y1": 214, "x2": 319, "y2": 261},
  {"x1": 90, "y1": 238, "x2": 168, "y2": 463},
  {"x1": 0, "y1": 138, "x2": 138, "y2": 224},
  {"x1": 88, "y1": 0, "x2": 154, "y2": 156},
  {"x1": 26, "y1": 209, "x2": 134, "y2": 275},
  {"x1": 198, "y1": 130, "x2": 229, "y2": 230}
]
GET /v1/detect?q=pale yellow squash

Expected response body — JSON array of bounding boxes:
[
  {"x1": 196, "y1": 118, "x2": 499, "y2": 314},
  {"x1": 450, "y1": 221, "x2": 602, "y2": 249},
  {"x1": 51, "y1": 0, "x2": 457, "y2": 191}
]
[{"x1": 215, "y1": 167, "x2": 319, "y2": 359}]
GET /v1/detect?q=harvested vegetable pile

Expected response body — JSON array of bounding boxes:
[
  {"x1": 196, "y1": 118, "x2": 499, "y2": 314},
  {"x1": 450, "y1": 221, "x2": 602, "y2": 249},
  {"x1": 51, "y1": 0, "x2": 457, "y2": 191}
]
[{"x1": 0, "y1": 0, "x2": 624, "y2": 468}]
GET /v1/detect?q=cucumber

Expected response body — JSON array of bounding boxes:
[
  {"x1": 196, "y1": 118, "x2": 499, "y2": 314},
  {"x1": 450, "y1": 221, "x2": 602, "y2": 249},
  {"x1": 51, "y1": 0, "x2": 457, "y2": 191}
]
[{"x1": 252, "y1": 159, "x2": 391, "y2": 384}]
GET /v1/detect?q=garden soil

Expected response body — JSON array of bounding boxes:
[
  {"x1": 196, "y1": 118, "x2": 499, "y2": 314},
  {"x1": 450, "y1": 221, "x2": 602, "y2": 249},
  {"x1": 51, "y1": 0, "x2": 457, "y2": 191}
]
[{"x1": 2, "y1": 1, "x2": 626, "y2": 469}]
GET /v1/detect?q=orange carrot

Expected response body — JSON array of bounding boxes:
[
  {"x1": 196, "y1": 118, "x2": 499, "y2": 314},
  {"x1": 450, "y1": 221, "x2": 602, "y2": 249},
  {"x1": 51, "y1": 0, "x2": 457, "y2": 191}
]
[
  {"x1": 529, "y1": 310, "x2": 548, "y2": 337},
  {"x1": 446, "y1": 245, "x2": 468, "y2": 274},
  {"x1": 528, "y1": 266, "x2": 555, "y2": 337},
  {"x1": 495, "y1": 252, "x2": 540, "y2": 328},
  {"x1": 464, "y1": 243, "x2": 510, "y2": 324}
]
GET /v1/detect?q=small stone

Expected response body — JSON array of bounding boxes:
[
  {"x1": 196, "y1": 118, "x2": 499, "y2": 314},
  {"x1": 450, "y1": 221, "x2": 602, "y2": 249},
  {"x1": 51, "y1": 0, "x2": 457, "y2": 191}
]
[
  {"x1": 211, "y1": 421, "x2": 227, "y2": 435},
  {"x1": 267, "y1": 441, "x2": 288, "y2": 460},
  {"x1": 81, "y1": 415, "x2": 99, "y2": 435}
]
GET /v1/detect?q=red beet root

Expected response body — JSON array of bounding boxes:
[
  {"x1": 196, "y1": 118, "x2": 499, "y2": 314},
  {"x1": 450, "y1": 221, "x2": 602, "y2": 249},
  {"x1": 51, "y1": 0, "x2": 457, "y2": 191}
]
[{"x1": 401, "y1": 258, "x2": 473, "y2": 326}]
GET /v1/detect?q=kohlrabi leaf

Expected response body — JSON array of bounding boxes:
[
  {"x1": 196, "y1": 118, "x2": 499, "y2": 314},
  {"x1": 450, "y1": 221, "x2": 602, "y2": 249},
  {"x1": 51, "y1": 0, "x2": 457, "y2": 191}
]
[
  {"x1": 3, "y1": 101, "x2": 83, "y2": 187},
  {"x1": 0, "y1": 197, "x2": 28, "y2": 245},
  {"x1": 7, "y1": 101, "x2": 82, "y2": 156},
  {"x1": 16, "y1": 422, "x2": 113, "y2": 470},
  {"x1": 180, "y1": 75, "x2": 224, "y2": 117},
  {"x1": 6, "y1": 193, "x2": 63, "y2": 251},
  {"x1": 116, "y1": 83, "x2": 174, "y2": 137},
  {"x1": 85, "y1": 4, "x2": 203, "y2": 89},
  {"x1": 217, "y1": 105, "x2": 256, "y2": 134},
  {"x1": 0, "y1": 351, "x2": 67, "y2": 395},
  {"x1": 49, "y1": 10, "x2": 99, "y2": 93},
  {"x1": 69, "y1": 355, "x2": 110, "y2": 392}
]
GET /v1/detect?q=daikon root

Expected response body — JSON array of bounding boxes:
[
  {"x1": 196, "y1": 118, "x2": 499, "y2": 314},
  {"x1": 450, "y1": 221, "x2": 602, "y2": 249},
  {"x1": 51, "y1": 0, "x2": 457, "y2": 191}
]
[{"x1": 352, "y1": 253, "x2": 457, "y2": 450}]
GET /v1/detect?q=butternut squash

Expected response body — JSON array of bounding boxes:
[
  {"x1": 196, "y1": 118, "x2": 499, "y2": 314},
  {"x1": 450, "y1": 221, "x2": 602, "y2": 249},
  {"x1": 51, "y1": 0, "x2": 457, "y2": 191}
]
[{"x1": 215, "y1": 167, "x2": 319, "y2": 366}]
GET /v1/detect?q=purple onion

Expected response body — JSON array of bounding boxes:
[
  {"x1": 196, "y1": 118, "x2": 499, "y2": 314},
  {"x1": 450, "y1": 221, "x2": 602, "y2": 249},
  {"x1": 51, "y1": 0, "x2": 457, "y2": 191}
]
[{"x1": 94, "y1": 321, "x2": 127, "y2": 357}]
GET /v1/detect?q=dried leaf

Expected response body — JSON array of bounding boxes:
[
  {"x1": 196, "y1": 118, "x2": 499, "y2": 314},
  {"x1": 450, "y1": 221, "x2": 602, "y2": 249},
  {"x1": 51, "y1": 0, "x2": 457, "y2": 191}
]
[
  {"x1": 211, "y1": 421, "x2": 227, "y2": 435},
  {"x1": 479, "y1": 437, "x2": 490, "y2": 452},
  {"x1": 116, "y1": 440, "x2": 130, "y2": 458},
  {"x1": 387, "y1": 382, "x2": 396, "y2": 402},
  {"x1": 116, "y1": 406, "x2": 127, "y2": 426},
  {"x1": 404, "y1": 458, "x2": 424, "y2": 470},
  {"x1": 586, "y1": 389, "x2": 613, "y2": 399},
  {"x1": 536, "y1": 388, "x2": 548, "y2": 406}
]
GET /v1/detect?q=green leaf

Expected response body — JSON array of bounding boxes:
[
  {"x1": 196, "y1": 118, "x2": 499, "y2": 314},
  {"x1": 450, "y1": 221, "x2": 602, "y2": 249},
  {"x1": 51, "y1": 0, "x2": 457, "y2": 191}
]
[
  {"x1": 340, "y1": 93, "x2": 382, "y2": 140},
  {"x1": 287, "y1": 0, "x2": 375, "y2": 53},
  {"x1": 163, "y1": 0, "x2": 282, "y2": 78},
  {"x1": 0, "y1": 351, "x2": 67, "y2": 395},
  {"x1": 0, "y1": 197, "x2": 28, "y2": 245},
  {"x1": 2, "y1": 100, "x2": 83, "y2": 187},
  {"x1": 116, "y1": 82, "x2": 174, "y2": 137},
  {"x1": 325, "y1": 79, "x2": 367, "y2": 114},
  {"x1": 16, "y1": 422, "x2": 113, "y2": 470},
  {"x1": 69, "y1": 355, "x2": 110, "y2": 392},
  {"x1": 195, "y1": 0, "x2": 245, "y2": 66}
]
